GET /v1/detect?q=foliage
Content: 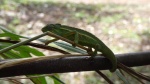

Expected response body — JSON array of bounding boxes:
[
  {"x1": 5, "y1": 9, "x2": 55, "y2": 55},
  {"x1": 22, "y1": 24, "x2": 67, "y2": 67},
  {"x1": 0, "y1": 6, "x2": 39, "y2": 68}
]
[{"x1": 0, "y1": 26, "x2": 63, "y2": 84}]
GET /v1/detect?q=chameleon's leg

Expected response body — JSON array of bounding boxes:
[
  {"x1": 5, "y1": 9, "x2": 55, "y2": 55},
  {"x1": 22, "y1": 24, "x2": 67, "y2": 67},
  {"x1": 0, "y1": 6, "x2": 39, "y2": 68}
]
[
  {"x1": 45, "y1": 31, "x2": 79, "y2": 46},
  {"x1": 71, "y1": 31, "x2": 79, "y2": 47},
  {"x1": 87, "y1": 47, "x2": 93, "y2": 55},
  {"x1": 61, "y1": 31, "x2": 79, "y2": 47},
  {"x1": 45, "y1": 31, "x2": 76, "y2": 45},
  {"x1": 91, "y1": 44, "x2": 98, "y2": 57},
  {"x1": 47, "y1": 31, "x2": 88, "y2": 51},
  {"x1": 93, "y1": 44, "x2": 99, "y2": 56},
  {"x1": 86, "y1": 46, "x2": 98, "y2": 59},
  {"x1": 87, "y1": 44, "x2": 98, "y2": 60}
]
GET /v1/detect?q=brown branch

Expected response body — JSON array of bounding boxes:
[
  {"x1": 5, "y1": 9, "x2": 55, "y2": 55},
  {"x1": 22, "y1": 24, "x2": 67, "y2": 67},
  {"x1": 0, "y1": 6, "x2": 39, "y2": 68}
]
[
  {"x1": 95, "y1": 70, "x2": 113, "y2": 84},
  {"x1": 0, "y1": 51, "x2": 150, "y2": 82}
]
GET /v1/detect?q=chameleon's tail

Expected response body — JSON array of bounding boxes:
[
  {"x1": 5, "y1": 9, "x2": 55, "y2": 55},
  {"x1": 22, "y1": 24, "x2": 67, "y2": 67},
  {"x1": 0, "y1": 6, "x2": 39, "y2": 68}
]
[
  {"x1": 100, "y1": 46, "x2": 117, "y2": 72},
  {"x1": 109, "y1": 56, "x2": 117, "y2": 72}
]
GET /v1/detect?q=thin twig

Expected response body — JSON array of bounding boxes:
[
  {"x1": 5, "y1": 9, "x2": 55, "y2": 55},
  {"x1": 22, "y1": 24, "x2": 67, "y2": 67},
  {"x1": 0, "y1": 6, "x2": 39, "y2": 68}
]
[
  {"x1": 118, "y1": 69, "x2": 125, "y2": 77},
  {"x1": 118, "y1": 68, "x2": 145, "y2": 84},
  {"x1": 124, "y1": 69, "x2": 145, "y2": 84},
  {"x1": 95, "y1": 70, "x2": 113, "y2": 84},
  {"x1": 117, "y1": 62, "x2": 150, "y2": 81}
]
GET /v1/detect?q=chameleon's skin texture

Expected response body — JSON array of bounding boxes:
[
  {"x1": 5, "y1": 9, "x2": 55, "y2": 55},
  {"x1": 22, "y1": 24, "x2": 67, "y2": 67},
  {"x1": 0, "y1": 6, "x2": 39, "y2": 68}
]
[{"x1": 42, "y1": 24, "x2": 117, "y2": 72}]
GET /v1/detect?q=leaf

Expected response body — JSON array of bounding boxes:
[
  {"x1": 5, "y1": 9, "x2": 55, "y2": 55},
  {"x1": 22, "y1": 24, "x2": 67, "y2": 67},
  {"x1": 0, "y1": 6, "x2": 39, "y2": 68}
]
[
  {"x1": 2, "y1": 50, "x2": 23, "y2": 59},
  {"x1": 54, "y1": 42, "x2": 87, "y2": 54},
  {"x1": 115, "y1": 70, "x2": 130, "y2": 84},
  {"x1": 13, "y1": 48, "x2": 32, "y2": 58},
  {"x1": 0, "y1": 43, "x2": 23, "y2": 58},
  {"x1": 27, "y1": 76, "x2": 47, "y2": 84},
  {"x1": 0, "y1": 42, "x2": 44, "y2": 58},
  {"x1": 19, "y1": 46, "x2": 44, "y2": 56},
  {"x1": 50, "y1": 75, "x2": 65, "y2": 84},
  {"x1": 0, "y1": 33, "x2": 20, "y2": 40},
  {"x1": 0, "y1": 26, "x2": 27, "y2": 39},
  {"x1": 0, "y1": 25, "x2": 48, "y2": 43},
  {"x1": 0, "y1": 25, "x2": 12, "y2": 33}
]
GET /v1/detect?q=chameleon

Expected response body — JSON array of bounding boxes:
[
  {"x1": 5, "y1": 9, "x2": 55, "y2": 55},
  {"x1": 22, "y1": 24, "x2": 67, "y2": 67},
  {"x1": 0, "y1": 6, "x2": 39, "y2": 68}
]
[{"x1": 42, "y1": 24, "x2": 117, "y2": 72}]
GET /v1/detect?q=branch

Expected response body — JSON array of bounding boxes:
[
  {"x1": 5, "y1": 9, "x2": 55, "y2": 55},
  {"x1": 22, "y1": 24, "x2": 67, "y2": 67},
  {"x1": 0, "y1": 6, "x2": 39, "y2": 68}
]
[{"x1": 0, "y1": 52, "x2": 149, "y2": 78}]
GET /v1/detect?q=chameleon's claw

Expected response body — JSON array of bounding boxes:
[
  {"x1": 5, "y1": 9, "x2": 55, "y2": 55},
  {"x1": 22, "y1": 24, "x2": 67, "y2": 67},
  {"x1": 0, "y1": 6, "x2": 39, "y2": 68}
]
[{"x1": 86, "y1": 48, "x2": 95, "y2": 60}]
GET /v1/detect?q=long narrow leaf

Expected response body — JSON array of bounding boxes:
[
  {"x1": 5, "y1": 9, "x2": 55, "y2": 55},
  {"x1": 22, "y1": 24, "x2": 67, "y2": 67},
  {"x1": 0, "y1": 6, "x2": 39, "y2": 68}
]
[
  {"x1": 50, "y1": 75, "x2": 65, "y2": 84},
  {"x1": 18, "y1": 46, "x2": 44, "y2": 56},
  {"x1": 0, "y1": 26, "x2": 13, "y2": 33},
  {"x1": 115, "y1": 70, "x2": 130, "y2": 84},
  {"x1": 28, "y1": 76, "x2": 47, "y2": 84},
  {"x1": 54, "y1": 42, "x2": 87, "y2": 54},
  {"x1": 0, "y1": 26, "x2": 27, "y2": 39}
]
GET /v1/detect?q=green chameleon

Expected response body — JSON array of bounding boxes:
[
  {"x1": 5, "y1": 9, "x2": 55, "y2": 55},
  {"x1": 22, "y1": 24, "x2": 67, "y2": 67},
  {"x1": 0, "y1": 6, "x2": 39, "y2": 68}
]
[{"x1": 42, "y1": 24, "x2": 117, "y2": 72}]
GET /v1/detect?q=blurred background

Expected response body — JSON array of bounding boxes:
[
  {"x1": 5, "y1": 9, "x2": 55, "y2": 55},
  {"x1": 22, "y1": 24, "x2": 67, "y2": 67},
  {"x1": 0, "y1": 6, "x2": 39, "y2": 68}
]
[{"x1": 0, "y1": 0, "x2": 150, "y2": 84}]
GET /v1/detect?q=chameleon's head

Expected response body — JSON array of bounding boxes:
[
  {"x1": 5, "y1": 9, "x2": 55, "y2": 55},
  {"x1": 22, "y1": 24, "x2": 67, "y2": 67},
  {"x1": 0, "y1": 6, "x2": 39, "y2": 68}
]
[{"x1": 42, "y1": 24, "x2": 61, "y2": 32}]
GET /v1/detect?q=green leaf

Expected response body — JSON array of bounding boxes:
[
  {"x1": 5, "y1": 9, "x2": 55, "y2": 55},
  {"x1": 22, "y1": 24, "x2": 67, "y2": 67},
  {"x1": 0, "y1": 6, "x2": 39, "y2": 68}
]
[
  {"x1": 115, "y1": 70, "x2": 130, "y2": 84},
  {"x1": 0, "y1": 43, "x2": 44, "y2": 58},
  {"x1": 50, "y1": 75, "x2": 65, "y2": 84},
  {"x1": 27, "y1": 76, "x2": 47, "y2": 84},
  {"x1": 3, "y1": 50, "x2": 23, "y2": 59},
  {"x1": 13, "y1": 48, "x2": 32, "y2": 58},
  {"x1": 0, "y1": 43, "x2": 23, "y2": 58},
  {"x1": 0, "y1": 26, "x2": 28, "y2": 39},
  {"x1": 0, "y1": 25, "x2": 48, "y2": 43},
  {"x1": 19, "y1": 46, "x2": 44, "y2": 56},
  {"x1": 0, "y1": 25, "x2": 12, "y2": 33},
  {"x1": 0, "y1": 33, "x2": 20, "y2": 40},
  {"x1": 54, "y1": 42, "x2": 87, "y2": 54}
]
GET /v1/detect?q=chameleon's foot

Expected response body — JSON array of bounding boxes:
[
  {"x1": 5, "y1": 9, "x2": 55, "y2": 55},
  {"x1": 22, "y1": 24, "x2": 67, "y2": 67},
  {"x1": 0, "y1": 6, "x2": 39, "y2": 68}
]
[
  {"x1": 88, "y1": 52, "x2": 96, "y2": 60},
  {"x1": 87, "y1": 48, "x2": 93, "y2": 54},
  {"x1": 86, "y1": 48, "x2": 95, "y2": 60}
]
